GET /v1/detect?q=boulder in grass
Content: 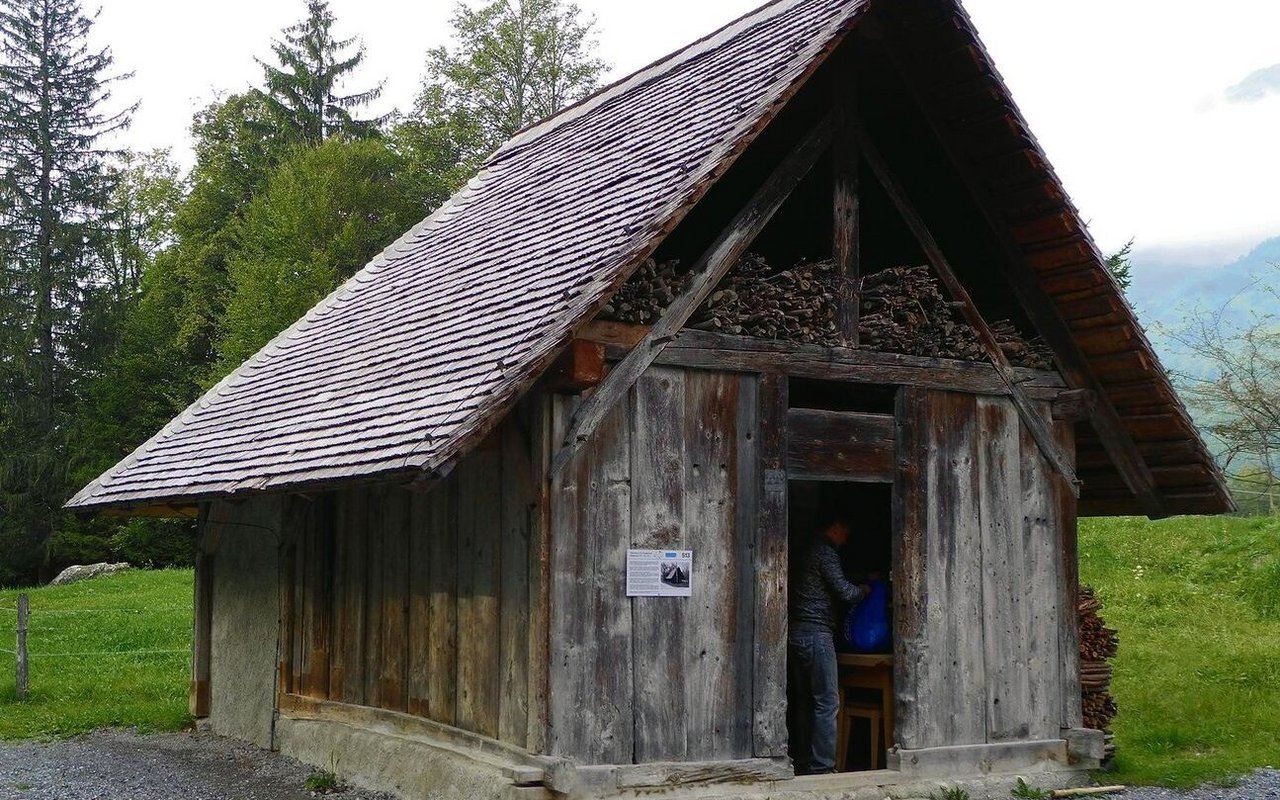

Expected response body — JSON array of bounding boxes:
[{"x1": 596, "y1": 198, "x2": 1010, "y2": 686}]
[{"x1": 50, "y1": 562, "x2": 132, "y2": 586}]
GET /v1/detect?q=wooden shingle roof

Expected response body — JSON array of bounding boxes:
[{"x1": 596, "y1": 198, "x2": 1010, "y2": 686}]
[{"x1": 68, "y1": 0, "x2": 867, "y2": 511}]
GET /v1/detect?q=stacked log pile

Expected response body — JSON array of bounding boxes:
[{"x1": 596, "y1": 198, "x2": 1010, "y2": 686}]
[
  {"x1": 1079, "y1": 586, "x2": 1119, "y2": 762},
  {"x1": 689, "y1": 254, "x2": 840, "y2": 343},
  {"x1": 600, "y1": 259, "x2": 690, "y2": 324},
  {"x1": 597, "y1": 254, "x2": 1054, "y2": 369}
]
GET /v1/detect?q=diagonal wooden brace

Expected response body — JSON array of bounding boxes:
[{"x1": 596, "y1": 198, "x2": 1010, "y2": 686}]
[
  {"x1": 550, "y1": 114, "x2": 837, "y2": 478},
  {"x1": 855, "y1": 123, "x2": 1082, "y2": 496}
]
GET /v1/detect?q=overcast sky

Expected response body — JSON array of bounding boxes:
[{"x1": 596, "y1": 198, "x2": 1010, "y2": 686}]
[{"x1": 93, "y1": 0, "x2": 1280, "y2": 264}]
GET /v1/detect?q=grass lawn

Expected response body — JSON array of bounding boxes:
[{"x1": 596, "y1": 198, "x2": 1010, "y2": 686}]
[
  {"x1": 0, "y1": 569, "x2": 193, "y2": 739},
  {"x1": 1081, "y1": 514, "x2": 1280, "y2": 788}
]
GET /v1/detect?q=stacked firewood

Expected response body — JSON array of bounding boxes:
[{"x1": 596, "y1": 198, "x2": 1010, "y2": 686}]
[
  {"x1": 599, "y1": 259, "x2": 690, "y2": 324},
  {"x1": 1079, "y1": 586, "x2": 1119, "y2": 763},
  {"x1": 688, "y1": 254, "x2": 840, "y2": 344},
  {"x1": 858, "y1": 266, "x2": 1055, "y2": 369},
  {"x1": 597, "y1": 254, "x2": 1054, "y2": 369}
]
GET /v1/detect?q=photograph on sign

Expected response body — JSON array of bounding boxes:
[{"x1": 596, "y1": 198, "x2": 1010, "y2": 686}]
[{"x1": 626, "y1": 549, "x2": 693, "y2": 597}]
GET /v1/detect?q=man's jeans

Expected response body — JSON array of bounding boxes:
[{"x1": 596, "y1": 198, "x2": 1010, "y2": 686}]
[{"x1": 788, "y1": 626, "x2": 840, "y2": 774}]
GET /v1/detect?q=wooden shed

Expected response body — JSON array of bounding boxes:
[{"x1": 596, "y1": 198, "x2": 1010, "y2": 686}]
[{"x1": 70, "y1": 0, "x2": 1232, "y2": 798}]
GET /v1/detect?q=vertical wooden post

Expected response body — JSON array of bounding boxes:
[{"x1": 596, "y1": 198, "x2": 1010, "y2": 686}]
[
  {"x1": 190, "y1": 551, "x2": 213, "y2": 717},
  {"x1": 15, "y1": 593, "x2": 28, "y2": 700},
  {"x1": 833, "y1": 54, "x2": 861, "y2": 346}
]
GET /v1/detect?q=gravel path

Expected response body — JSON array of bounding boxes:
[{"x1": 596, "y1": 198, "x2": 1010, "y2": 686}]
[
  {"x1": 0, "y1": 729, "x2": 394, "y2": 800},
  {"x1": 1110, "y1": 769, "x2": 1280, "y2": 800}
]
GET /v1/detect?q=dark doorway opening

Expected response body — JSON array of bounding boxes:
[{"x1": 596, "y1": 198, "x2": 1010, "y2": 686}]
[{"x1": 787, "y1": 480, "x2": 895, "y2": 773}]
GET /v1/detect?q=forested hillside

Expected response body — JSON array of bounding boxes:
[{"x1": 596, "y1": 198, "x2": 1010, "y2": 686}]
[{"x1": 0, "y1": 0, "x2": 606, "y2": 586}]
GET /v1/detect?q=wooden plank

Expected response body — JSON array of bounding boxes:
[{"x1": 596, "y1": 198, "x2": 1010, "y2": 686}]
[
  {"x1": 378, "y1": 488, "x2": 410, "y2": 712},
  {"x1": 872, "y1": 32, "x2": 1165, "y2": 519},
  {"x1": 833, "y1": 51, "x2": 861, "y2": 345},
  {"x1": 548, "y1": 395, "x2": 582, "y2": 758},
  {"x1": 1056, "y1": 420, "x2": 1084, "y2": 730},
  {"x1": 526, "y1": 396, "x2": 553, "y2": 753},
  {"x1": 548, "y1": 395, "x2": 634, "y2": 762},
  {"x1": 456, "y1": 440, "x2": 503, "y2": 738},
  {"x1": 586, "y1": 397, "x2": 635, "y2": 763},
  {"x1": 661, "y1": 330, "x2": 1066, "y2": 397},
  {"x1": 753, "y1": 373, "x2": 789, "y2": 757},
  {"x1": 299, "y1": 499, "x2": 331, "y2": 699},
  {"x1": 550, "y1": 114, "x2": 836, "y2": 477},
  {"x1": 15, "y1": 594, "x2": 28, "y2": 701},
  {"x1": 499, "y1": 419, "x2": 533, "y2": 747},
  {"x1": 546, "y1": 758, "x2": 793, "y2": 795},
  {"x1": 786, "y1": 409, "x2": 895, "y2": 481},
  {"x1": 630, "y1": 367, "x2": 689, "y2": 762},
  {"x1": 426, "y1": 475, "x2": 458, "y2": 726},
  {"x1": 977, "y1": 396, "x2": 1030, "y2": 742},
  {"x1": 855, "y1": 123, "x2": 1080, "y2": 497},
  {"x1": 363, "y1": 487, "x2": 386, "y2": 707},
  {"x1": 1022, "y1": 403, "x2": 1064, "y2": 740},
  {"x1": 733, "y1": 373, "x2": 761, "y2": 757},
  {"x1": 892, "y1": 387, "x2": 929, "y2": 750},
  {"x1": 336, "y1": 489, "x2": 368, "y2": 705},
  {"x1": 925, "y1": 391, "x2": 986, "y2": 747},
  {"x1": 684, "y1": 371, "x2": 749, "y2": 760},
  {"x1": 407, "y1": 489, "x2": 433, "y2": 717}
]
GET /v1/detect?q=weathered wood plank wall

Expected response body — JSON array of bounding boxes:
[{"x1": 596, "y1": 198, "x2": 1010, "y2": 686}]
[
  {"x1": 894, "y1": 387, "x2": 1077, "y2": 751},
  {"x1": 549, "y1": 367, "x2": 762, "y2": 764},
  {"x1": 281, "y1": 406, "x2": 545, "y2": 751}
]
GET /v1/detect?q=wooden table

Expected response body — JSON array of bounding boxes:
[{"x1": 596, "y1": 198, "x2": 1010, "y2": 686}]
[{"x1": 837, "y1": 653, "x2": 895, "y2": 769}]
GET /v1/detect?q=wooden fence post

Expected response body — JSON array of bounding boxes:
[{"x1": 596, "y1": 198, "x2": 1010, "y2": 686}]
[{"x1": 16, "y1": 593, "x2": 28, "y2": 700}]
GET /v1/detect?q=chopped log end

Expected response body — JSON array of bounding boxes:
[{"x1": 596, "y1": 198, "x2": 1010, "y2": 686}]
[{"x1": 597, "y1": 255, "x2": 1055, "y2": 368}]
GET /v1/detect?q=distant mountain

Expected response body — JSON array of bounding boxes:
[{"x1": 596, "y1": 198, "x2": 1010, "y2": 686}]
[
  {"x1": 1123, "y1": 234, "x2": 1280, "y2": 479},
  {"x1": 1127, "y1": 235, "x2": 1280, "y2": 372}
]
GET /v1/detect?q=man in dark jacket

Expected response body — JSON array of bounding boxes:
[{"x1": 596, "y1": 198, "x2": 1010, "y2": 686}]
[{"x1": 788, "y1": 517, "x2": 870, "y2": 774}]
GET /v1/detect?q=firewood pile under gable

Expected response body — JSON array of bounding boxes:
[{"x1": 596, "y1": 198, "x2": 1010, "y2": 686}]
[{"x1": 598, "y1": 254, "x2": 1054, "y2": 370}]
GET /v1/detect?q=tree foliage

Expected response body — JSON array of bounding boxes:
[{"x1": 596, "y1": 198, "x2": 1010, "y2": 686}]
[
  {"x1": 259, "y1": 0, "x2": 384, "y2": 144},
  {"x1": 0, "y1": 0, "x2": 132, "y2": 583},
  {"x1": 218, "y1": 138, "x2": 425, "y2": 370},
  {"x1": 1170, "y1": 267, "x2": 1280, "y2": 515},
  {"x1": 1105, "y1": 239, "x2": 1134, "y2": 293},
  {"x1": 417, "y1": 0, "x2": 606, "y2": 169}
]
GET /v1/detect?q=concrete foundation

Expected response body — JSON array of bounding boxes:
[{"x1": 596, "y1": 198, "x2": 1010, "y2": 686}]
[
  {"x1": 208, "y1": 497, "x2": 283, "y2": 749},
  {"x1": 275, "y1": 717, "x2": 543, "y2": 800}
]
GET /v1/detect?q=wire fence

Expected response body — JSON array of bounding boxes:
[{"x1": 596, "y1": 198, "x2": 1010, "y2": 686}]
[{"x1": 4, "y1": 593, "x2": 193, "y2": 698}]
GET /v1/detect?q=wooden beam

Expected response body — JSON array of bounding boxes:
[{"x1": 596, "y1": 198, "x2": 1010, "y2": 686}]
[
  {"x1": 871, "y1": 28, "x2": 1166, "y2": 519},
  {"x1": 855, "y1": 123, "x2": 1081, "y2": 496},
  {"x1": 787, "y1": 409, "x2": 895, "y2": 482},
  {"x1": 541, "y1": 339, "x2": 606, "y2": 392},
  {"x1": 833, "y1": 52, "x2": 861, "y2": 345},
  {"x1": 550, "y1": 114, "x2": 836, "y2": 477}
]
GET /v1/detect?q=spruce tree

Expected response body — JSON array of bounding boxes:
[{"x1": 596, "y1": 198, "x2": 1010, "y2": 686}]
[
  {"x1": 258, "y1": 0, "x2": 385, "y2": 144},
  {"x1": 0, "y1": 0, "x2": 132, "y2": 583}
]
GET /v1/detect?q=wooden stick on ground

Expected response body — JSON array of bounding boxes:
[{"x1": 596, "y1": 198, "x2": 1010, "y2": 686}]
[{"x1": 1052, "y1": 786, "x2": 1126, "y2": 798}]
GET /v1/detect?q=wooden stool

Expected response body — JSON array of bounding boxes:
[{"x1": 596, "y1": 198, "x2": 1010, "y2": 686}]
[{"x1": 835, "y1": 698, "x2": 883, "y2": 772}]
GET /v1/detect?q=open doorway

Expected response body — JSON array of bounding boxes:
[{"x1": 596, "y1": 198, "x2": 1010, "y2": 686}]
[{"x1": 788, "y1": 480, "x2": 895, "y2": 773}]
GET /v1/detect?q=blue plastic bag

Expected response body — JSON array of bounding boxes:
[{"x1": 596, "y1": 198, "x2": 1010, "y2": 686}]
[{"x1": 844, "y1": 579, "x2": 890, "y2": 653}]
